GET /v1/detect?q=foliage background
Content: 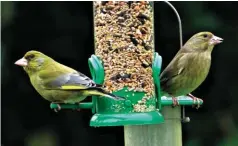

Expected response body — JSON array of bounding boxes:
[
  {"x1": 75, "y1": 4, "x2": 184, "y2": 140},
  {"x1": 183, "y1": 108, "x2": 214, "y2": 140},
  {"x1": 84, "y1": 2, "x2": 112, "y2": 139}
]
[{"x1": 2, "y1": 1, "x2": 238, "y2": 146}]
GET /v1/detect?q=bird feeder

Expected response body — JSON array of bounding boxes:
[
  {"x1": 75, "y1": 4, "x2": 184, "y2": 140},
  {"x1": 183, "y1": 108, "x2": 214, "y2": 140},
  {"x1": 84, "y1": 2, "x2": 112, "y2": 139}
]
[
  {"x1": 50, "y1": 1, "x2": 203, "y2": 126},
  {"x1": 88, "y1": 1, "x2": 164, "y2": 126}
]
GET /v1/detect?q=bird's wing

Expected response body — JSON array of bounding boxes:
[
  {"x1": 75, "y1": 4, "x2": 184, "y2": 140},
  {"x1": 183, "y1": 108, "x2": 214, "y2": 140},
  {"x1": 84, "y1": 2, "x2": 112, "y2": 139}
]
[
  {"x1": 37, "y1": 65, "x2": 125, "y2": 100},
  {"x1": 38, "y1": 68, "x2": 99, "y2": 90},
  {"x1": 160, "y1": 52, "x2": 187, "y2": 89}
]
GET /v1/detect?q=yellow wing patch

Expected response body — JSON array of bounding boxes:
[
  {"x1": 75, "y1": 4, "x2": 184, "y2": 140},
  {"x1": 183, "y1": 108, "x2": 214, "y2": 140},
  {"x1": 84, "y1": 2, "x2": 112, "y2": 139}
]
[{"x1": 60, "y1": 85, "x2": 87, "y2": 90}]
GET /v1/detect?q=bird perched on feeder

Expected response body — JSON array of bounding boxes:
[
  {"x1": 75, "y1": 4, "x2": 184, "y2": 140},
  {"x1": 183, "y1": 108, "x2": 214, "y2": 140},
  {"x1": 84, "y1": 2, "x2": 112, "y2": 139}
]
[
  {"x1": 15, "y1": 50, "x2": 125, "y2": 112},
  {"x1": 160, "y1": 32, "x2": 223, "y2": 108}
]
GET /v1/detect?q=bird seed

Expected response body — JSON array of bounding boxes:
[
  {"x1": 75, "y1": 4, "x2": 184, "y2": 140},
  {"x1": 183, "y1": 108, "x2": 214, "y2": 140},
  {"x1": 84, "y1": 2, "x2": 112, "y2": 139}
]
[{"x1": 94, "y1": 1, "x2": 155, "y2": 112}]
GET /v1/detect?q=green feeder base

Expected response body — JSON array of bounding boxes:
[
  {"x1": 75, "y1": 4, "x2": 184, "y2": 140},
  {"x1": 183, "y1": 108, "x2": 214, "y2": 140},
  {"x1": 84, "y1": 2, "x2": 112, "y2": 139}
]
[
  {"x1": 90, "y1": 111, "x2": 164, "y2": 127},
  {"x1": 87, "y1": 52, "x2": 165, "y2": 127}
]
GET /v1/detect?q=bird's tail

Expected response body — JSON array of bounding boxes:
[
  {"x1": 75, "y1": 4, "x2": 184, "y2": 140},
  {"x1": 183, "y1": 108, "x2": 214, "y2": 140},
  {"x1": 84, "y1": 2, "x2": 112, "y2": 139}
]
[
  {"x1": 95, "y1": 83, "x2": 105, "y2": 88},
  {"x1": 85, "y1": 87, "x2": 126, "y2": 100}
]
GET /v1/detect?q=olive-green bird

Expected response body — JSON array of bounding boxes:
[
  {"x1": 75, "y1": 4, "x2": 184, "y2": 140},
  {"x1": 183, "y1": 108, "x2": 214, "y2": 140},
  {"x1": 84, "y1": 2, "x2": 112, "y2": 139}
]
[
  {"x1": 160, "y1": 32, "x2": 223, "y2": 107},
  {"x1": 15, "y1": 50, "x2": 125, "y2": 111}
]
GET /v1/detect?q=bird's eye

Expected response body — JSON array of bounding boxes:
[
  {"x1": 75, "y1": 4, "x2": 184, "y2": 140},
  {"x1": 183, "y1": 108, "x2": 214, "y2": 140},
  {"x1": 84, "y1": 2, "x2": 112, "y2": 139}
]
[
  {"x1": 203, "y1": 34, "x2": 208, "y2": 38},
  {"x1": 25, "y1": 54, "x2": 35, "y2": 60}
]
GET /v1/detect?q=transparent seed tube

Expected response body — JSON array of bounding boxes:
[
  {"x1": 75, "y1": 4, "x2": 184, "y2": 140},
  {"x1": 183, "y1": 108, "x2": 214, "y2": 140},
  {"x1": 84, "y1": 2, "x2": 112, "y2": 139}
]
[{"x1": 93, "y1": 1, "x2": 155, "y2": 112}]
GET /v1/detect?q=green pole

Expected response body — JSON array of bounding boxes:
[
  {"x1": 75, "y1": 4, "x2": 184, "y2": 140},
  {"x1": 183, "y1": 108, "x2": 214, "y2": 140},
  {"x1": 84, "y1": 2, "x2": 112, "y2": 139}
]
[{"x1": 124, "y1": 106, "x2": 182, "y2": 146}]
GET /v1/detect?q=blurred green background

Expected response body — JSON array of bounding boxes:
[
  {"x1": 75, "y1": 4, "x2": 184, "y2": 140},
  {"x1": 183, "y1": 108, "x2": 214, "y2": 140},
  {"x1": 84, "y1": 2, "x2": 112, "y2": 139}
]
[{"x1": 2, "y1": 1, "x2": 238, "y2": 146}]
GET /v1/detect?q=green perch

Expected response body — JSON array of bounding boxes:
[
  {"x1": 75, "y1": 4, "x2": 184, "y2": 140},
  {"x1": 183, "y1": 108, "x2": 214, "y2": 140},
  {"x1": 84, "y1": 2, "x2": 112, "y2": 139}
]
[{"x1": 50, "y1": 96, "x2": 203, "y2": 110}]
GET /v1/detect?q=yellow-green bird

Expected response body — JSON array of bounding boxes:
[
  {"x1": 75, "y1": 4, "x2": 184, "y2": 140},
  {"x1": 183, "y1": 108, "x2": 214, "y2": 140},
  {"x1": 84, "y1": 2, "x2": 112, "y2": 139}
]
[
  {"x1": 15, "y1": 50, "x2": 125, "y2": 111},
  {"x1": 160, "y1": 32, "x2": 223, "y2": 107}
]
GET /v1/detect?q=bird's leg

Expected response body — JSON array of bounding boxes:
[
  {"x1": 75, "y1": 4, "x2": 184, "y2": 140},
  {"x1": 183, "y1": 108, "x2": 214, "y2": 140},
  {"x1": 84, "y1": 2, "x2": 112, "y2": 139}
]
[
  {"x1": 51, "y1": 102, "x2": 62, "y2": 112},
  {"x1": 76, "y1": 109, "x2": 81, "y2": 112},
  {"x1": 75, "y1": 103, "x2": 81, "y2": 112},
  {"x1": 172, "y1": 96, "x2": 179, "y2": 107},
  {"x1": 187, "y1": 93, "x2": 203, "y2": 109}
]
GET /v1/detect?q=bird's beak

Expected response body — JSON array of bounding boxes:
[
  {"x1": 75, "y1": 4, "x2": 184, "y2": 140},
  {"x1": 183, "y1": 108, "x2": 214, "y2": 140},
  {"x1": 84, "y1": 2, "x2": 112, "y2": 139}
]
[
  {"x1": 15, "y1": 57, "x2": 28, "y2": 67},
  {"x1": 210, "y1": 35, "x2": 223, "y2": 45}
]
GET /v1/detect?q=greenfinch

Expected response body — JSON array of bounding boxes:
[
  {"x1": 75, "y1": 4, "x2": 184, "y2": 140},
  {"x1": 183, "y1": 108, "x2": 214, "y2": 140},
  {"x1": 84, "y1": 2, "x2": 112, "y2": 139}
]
[
  {"x1": 160, "y1": 32, "x2": 223, "y2": 107},
  {"x1": 15, "y1": 50, "x2": 125, "y2": 111}
]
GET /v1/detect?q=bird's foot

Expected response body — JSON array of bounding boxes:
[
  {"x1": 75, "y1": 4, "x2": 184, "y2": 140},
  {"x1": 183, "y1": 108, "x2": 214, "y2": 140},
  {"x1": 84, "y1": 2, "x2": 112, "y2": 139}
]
[
  {"x1": 172, "y1": 97, "x2": 179, "y2": 107},
  {"x1": 187, "y1": 93, "x2": 203, "y2": 109},
  {"x1": 75, "y1": 103, "x2": 81, "y2": 112},
  {"x1": 76, "y1": 109, "x2": 81, "y2": 112},
  {"x1": 52, "y1": 102, "x2": 61, "y2": 112}
]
